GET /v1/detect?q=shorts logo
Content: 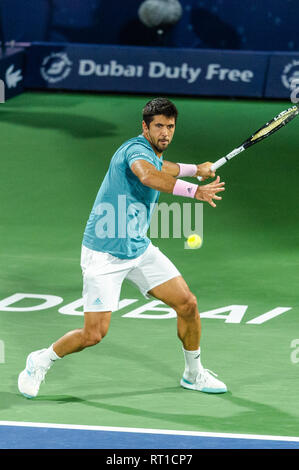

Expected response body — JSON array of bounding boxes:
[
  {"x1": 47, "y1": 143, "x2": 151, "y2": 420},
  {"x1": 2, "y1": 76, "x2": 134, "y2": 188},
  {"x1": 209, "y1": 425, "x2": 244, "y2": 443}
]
[
  {"x1": 92, "y1": 297, "x2": 103, "y2": 306},
  {"x1": 41, "y1": 52, "x2": 72, "y2": 84},
  {"x1": 281, "y1": 60, "x2": 299, "y2": 90}
]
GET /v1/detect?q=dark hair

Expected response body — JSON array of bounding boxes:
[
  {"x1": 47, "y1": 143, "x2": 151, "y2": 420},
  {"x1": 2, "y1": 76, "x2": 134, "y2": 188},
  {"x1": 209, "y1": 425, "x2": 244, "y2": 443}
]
[{"x1": 142, "y1": 97, "x2": 178, "y2": 127}]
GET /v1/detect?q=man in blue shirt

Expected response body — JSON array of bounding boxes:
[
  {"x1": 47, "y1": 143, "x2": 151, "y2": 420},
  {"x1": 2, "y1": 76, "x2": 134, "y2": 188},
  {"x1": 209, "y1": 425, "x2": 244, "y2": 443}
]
[
  {"x1": 82, "y1": 133, "x2": 163, "y2": 259},
  {"x1": 18, "y1": 97, "x2": 227, "y2": 397}
]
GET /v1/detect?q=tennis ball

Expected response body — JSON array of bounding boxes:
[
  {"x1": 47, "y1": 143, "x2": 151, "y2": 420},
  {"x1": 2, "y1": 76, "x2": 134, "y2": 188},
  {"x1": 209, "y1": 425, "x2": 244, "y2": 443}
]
[{"x1": 187, "y1": 234, "x2": 202, "y2": 249}]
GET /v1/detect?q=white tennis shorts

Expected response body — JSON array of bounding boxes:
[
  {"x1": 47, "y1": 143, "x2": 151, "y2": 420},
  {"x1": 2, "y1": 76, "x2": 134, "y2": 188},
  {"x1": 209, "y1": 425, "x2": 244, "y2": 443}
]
[{"x1": 81, "y1": 242, "x2": 181, "y2": 312}]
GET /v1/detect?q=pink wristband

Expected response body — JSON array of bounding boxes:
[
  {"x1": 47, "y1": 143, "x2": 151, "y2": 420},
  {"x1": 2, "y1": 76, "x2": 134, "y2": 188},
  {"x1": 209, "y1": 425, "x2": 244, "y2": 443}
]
[
  {"x1": 173, "y1": 179, "x2": 198, "y2": 198},
  {"x1": 177, "y1": 163, "x2": 197, "y2": 177}
]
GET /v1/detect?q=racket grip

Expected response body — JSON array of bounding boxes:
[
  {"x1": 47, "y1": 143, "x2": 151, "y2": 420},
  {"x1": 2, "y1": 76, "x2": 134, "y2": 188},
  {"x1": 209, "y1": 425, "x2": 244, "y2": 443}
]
[{"x1": 197, "y1": 158, "x2": 227, "y2": 182}]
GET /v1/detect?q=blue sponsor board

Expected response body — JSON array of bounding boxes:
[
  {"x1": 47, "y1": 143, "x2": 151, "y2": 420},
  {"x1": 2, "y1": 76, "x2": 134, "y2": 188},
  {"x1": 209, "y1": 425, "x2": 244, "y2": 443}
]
[
  {"x1": 25, "y1": 42, "x2": 268, "y2": 98},
  {"x1": 0, "y1": 47, "x2": 25, "y2": 101},
  {"x1": 265, "y1": 53, "x2": 299, "y2": 100}
]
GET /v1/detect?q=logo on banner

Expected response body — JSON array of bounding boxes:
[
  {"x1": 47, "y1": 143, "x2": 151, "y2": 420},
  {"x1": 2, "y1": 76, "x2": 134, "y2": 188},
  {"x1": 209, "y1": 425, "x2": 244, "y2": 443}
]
[
  {"x1": 281, "y1": 60, "x2": 299, "y2": 90},
  {"x1": 41, "y1": 52, "x2": 72, "y2": 83},
  {"x1": 5, "y1": 65, "x2": 23, "y2": 88}
]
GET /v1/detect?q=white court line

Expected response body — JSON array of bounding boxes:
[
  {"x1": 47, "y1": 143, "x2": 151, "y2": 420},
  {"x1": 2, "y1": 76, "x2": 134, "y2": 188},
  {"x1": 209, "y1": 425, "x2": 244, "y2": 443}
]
[{"x1": 0, "y1": 421, "x2": 299, "y2": 443}]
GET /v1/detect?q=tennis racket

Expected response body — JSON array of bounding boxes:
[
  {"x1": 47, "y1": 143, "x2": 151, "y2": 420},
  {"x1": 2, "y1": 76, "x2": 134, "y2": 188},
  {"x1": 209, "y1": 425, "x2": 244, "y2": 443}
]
[{"x1": 197, "y1": 104, "x2": 299, "y2": 181}]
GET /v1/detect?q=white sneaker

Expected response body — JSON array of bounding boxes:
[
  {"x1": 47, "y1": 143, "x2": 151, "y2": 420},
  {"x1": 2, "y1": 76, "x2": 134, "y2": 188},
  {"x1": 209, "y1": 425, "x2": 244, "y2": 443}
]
[
  {"x1": 180, "y1": 368, "x2": 227, "y2": 394},
  {"x1": 18, "y1": 349, "x2": 52, "y2": 398}
]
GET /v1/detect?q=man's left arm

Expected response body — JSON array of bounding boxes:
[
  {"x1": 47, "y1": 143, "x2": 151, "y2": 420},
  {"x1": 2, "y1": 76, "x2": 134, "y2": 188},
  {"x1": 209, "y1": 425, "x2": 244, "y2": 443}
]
[{"x1": 162, "y1": 160, "x2": 216, "y2": 181}]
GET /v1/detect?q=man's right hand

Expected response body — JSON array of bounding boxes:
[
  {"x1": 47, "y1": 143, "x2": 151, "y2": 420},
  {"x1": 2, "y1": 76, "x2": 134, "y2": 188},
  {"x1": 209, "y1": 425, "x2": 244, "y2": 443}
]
[{"x1": 195, "y1": 176, "x2": 225, "y2": 208}]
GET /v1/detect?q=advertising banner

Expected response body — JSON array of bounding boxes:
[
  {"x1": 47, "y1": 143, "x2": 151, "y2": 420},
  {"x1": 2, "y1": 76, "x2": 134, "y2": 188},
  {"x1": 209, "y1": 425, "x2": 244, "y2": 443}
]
[
  {"x1": 25, "y1": 43, "x2": 269, "y2": 98},
  {"x1": 265, "y1": 53, "x2": 299, "y2": 101},
  {"x1": 0, "y1": 47, "x2": 25, "y2": 101}
]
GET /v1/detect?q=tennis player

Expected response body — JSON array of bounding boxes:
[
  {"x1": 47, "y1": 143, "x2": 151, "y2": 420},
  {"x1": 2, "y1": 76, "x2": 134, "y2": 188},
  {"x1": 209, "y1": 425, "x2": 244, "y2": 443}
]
[{"x1": 18, "y1": 97, "x2": 227, "y2": 398}]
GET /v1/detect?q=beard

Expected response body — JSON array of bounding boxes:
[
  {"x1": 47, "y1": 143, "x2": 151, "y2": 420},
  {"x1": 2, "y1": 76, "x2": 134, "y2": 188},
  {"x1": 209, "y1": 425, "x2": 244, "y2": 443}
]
[{"x1": 151, "y1": 138, "x2": 170, "y2": 153}]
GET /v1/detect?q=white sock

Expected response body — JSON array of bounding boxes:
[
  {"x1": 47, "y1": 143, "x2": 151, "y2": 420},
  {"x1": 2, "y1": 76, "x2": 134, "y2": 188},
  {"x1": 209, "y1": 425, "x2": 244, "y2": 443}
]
[
  {"x1": 182, "y1": 347, "x2": 203, "y2": 382},
  {"x1": 48, "y1": 344, "x2": 61, "y2": 361},
  {"x1": 38, "y1": 344, "x2": 61, "y2": 368}
]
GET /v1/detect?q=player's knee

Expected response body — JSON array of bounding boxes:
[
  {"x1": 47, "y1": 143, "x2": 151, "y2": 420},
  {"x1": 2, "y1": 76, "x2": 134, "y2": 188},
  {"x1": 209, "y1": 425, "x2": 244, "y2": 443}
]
[
  {"x1": 83, "y1": 332, "x2": 102, "y2": 347},
  {"x1": 177, "y1": 293, "x2": 198, "y2": 319},
  {"x1": 83, "y1": 328, "x2": 108, "y2": 347}
]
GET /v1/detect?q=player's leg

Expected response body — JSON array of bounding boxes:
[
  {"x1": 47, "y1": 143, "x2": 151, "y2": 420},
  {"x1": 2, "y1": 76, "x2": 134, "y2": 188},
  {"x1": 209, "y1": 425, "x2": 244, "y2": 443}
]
[
  {"x1": 127, "y1": 244, "x2": 201, "y2": 353},
  {"x1": 127, "y1": 243, "x2": 227, "y2": 393},
  {"x1": 148, "y1": 275, "x2": 203, "y2": 383},
  {"x1": 18, "y1": 246, "x2": 127, "y2": 398},
  {"x1": 147, "y1": 275, "x2": 201, "y2": 352},
  {"x1": 17, "y1": 311, "x2": 112, "y2": 398},
  {"x1": 52, "y1": 244, "x2": 126, "y2": 358},
  {"x1": 53, "y1": 310, "x2": 112, "y2": 357},
  {"x1": 148, "y1": 276, "x2": 227, "y2": 393}
]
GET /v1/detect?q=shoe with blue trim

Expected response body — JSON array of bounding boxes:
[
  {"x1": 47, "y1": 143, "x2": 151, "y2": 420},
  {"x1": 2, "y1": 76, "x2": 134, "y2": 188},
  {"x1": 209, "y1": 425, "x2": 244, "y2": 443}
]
[
  {"x1": 18, "y1": 349, "x2": 51, "y2": 398},
  {"x1": 180, "y1": 368, "x2": 227, "y2": 394}
]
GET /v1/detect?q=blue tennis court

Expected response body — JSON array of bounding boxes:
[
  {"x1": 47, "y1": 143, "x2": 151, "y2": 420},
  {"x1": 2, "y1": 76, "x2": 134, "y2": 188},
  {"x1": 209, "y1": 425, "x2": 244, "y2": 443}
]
[{"x1": 1, "y1": 422, "x2": 299, "y2": 449}]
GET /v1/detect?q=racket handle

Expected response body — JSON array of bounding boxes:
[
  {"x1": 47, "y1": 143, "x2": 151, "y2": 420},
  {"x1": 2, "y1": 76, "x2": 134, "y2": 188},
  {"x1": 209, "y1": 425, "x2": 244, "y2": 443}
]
[{"x1": 197, "y1": 145, "x2": 245, "y2": 182}]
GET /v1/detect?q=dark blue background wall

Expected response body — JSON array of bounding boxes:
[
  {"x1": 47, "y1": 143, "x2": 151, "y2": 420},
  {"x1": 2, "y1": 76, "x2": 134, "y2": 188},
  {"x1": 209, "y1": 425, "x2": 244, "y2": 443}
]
[{"x1": 1, "y1": 0, "x2": 298, "y2": 51}]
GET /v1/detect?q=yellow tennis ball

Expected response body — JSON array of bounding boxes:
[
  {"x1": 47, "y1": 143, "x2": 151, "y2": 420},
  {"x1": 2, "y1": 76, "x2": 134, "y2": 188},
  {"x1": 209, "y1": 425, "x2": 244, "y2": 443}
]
[{"x1": 187, "y1": 234, "x2": 202, "y2": 249}]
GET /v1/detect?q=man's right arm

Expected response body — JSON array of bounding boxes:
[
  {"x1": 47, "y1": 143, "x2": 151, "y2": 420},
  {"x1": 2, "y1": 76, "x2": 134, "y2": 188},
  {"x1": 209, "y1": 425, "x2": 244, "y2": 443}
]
[
  {"x1": 130, "y1": 160, "x2": 225, "y2": 208},
  {"x1": 131, "y1": 160, "x2": 177, "y2": 193}
]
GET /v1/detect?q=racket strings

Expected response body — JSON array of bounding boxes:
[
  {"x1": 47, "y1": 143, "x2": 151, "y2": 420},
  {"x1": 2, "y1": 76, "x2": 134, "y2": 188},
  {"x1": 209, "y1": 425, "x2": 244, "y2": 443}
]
[{"x1": 250, "y1": 107, "x2": 299, "y2": 142}]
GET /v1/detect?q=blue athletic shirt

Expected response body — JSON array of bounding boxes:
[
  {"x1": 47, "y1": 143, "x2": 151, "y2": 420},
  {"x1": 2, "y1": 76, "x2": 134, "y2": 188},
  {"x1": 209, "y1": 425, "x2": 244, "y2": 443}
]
[{"x1": 82, "y1": 135, "x2": 163, "y2": 259}]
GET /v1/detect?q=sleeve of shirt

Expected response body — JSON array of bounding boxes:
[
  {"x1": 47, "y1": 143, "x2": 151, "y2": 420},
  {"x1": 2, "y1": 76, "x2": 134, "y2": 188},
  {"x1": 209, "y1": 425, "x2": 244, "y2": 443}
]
[{"x1": 126, "y1": 144, "x2": 156, "y2": 169}]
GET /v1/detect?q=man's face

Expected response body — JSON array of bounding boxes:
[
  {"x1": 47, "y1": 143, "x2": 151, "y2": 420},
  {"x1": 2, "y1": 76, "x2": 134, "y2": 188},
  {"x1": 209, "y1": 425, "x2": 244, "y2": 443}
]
[{"x1": 142, "y1": 114, "x2": 176, "y2": 155}]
